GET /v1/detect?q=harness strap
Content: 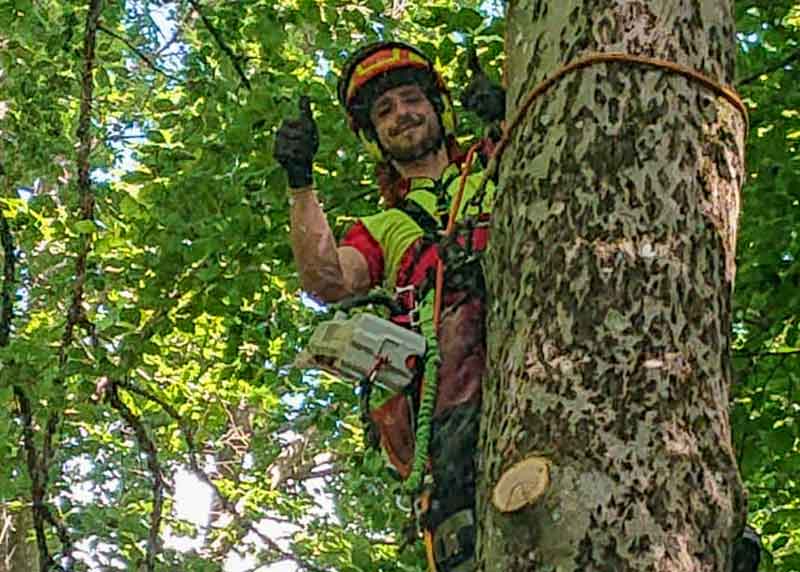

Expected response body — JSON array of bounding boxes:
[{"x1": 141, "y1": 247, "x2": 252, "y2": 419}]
[
  {"x1": 397, "y1": 197, "x2": 441, "y2": 241},
  {"x1": 394, "y1": 179, "x2": 490, "y2": 328}
]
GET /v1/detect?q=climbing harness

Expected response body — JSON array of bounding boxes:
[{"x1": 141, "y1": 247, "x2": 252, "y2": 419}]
[{"x1": 295, "y1": 145, "x2": 488, "y2": 572}]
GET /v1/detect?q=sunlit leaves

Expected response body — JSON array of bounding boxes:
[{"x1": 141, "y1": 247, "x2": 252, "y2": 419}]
[
  {"x1": 734, "y1": 3, "x2": 800, "y2": 566},
  {"x1": 1, "y1": 0, "x2": 798, "y2": 569}
]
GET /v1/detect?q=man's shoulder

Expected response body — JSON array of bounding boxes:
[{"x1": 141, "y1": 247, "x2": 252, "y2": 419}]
[{"x1": 357, "y1": 205, "x2": 421, "y2": 239}]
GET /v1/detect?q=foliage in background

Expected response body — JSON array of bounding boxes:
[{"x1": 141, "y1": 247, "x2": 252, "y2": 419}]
[
  {"x1": 0, "y1": 0, "x2": 796, "y2": 570},
  {"x1": 733, "y1": 1, "x2": 800, "y2": 569}
]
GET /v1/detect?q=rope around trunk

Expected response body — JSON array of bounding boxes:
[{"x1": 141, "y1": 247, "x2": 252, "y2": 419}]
[{"x1": 473, "y1": 50, "x2": 749, "y2": 205}]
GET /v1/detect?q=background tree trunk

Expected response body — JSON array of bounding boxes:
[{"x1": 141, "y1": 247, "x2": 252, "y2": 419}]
[
  {"x1": 478, "y1": 1, "x2": 747, "y2": 570},
  {"x1": 0, "y1": 506, "x2": 39, "y2": 572}
]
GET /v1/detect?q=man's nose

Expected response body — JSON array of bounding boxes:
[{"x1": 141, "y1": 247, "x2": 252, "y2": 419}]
[{"x1": 394, "y1": 98, "x2": 414, "y2": 117}]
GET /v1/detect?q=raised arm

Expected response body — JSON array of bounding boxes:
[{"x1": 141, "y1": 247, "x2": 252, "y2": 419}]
[
  {"x1": 461, "y1": 47, "x2": 506, "y2": 129},
  {"x1": 289, "y1": 189, "x2": 370, "y2": 302},
  {"x1": 274, "y1": 96, "x2": 370, "y2": 303}
]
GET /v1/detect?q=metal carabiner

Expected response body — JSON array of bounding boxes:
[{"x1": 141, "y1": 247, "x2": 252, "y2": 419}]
[{"x1": 396, "y1": 493, "x2": 412, "y2": 513}]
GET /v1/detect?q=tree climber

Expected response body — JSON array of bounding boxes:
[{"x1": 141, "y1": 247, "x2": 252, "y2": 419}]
[
  {"x1": 274, "y1": 41, "x2": 763, "y2": 572},
  {"x1": 274, "y1": 41, "x2": 504, "y2": 572}
]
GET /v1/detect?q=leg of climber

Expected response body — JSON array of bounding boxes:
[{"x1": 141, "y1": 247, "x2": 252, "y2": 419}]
[{"x1": 426, "y1": 403, "x2": 480, "y2": 572}]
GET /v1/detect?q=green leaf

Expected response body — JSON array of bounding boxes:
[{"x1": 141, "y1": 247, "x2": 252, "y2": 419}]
[
  {"x1": 152, "y1": 98, "x2": 174, "y2": 112},
  {"x1": 74, "y1": 220, "x2": 96, "y2": 234},
  {"x1": 451, "y1": 7, "x2": 483, "y2": 30}
]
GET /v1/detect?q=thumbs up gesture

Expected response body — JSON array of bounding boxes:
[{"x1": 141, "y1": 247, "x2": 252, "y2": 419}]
[
  {"x1": 461, "y1": 48, "x2": 506, "y2": 124},
  {"x1": 274, "y1": 96, "x2": 320, "y2": 189}
]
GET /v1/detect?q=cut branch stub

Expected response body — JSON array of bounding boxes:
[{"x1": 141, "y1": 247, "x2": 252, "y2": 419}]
[{"x1": 492, "y1": 455, "x2": 550, "y2": 513}]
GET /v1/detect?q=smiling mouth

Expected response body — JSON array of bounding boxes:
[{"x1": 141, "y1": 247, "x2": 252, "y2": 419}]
[{"x1": 393, "y1": 121, "x2": 423, "y2": 136}]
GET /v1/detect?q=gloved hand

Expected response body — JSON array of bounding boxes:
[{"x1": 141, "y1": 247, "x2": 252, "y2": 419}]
[
  {"x1": 274, "y1": 95, "x2": 319, "y2": 189},
  {"x1": 461, "y1": 48, "x2": 506, "y2": 124},
  {"x1": 732, "y1": 525, "x2": 762, "y2": 572}
]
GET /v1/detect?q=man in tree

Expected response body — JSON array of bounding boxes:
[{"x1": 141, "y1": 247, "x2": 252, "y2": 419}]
[
  {"x1": 274, "y1": 41, "x2": 504, "y2": 572},
  {"x1": 274, "y1": 41, "x2": 761, "y2": 572}
]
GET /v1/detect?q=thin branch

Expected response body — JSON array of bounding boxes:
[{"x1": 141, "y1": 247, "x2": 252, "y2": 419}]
[
  {"x1": 156, "y1": 26, "x2": 183, "y2": 56},
  {"x1": 3, "y1": 119, "x2": 68, "y2": 572},
  {"x1": 155, "y1": 4, "x2": 195, "y2": 57},
  {"x1": 0, "y1": 209, "x2": 14, "y2": 347},
  {"x1": 12, "y1": 387, "x2": 68, "y2": 572},
  {"x1": 187, "y1": 465, "x2": 329, "y2": 572},
  {"x1": 97, "y1": 24, "x2": 180, "y2": 82},
  {"x1": 0, "y1": 157, "x2": 55, "y2": 572},
  {"x1": 186, "y1": 0, "x2": 252, "y2": 90},
  {"x1": 737, "y1": 47, "x2": 800, "y2": 86},
  {"x1": 733, "y1": 349, "x2": 800, "y2": 358},
  {"x1": 40, "y1": 0, "x2": 105, "y2": 567},
  {"x1": 291, "y1": 466, "x2": 345, "y2": 482},
  {"x1": 13, "y1": 387, "x2": 51, "y2": 572},
  {"x1": 112, "y1": 380, "x2": 329, "y2": 572},
  {"x1": 107, "y1": 382, "x2": 165, "y2": 572},
  {"x1": 59, "y1": 0, "x2": 102, "y2": 366},
  {"x1": 113, "y1": 378, "x2": 182, "y2": 420}
]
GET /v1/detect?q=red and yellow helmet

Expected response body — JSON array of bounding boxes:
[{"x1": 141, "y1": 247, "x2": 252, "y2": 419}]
[{"x1": 337, "y1": 41, "x2": 457, "y2": 160}]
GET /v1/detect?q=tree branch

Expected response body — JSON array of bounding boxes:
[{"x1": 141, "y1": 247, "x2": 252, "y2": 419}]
[
  {"x1": 3, "y1": 126, "x2": 69, "y2": 572},
  {"x1": 0, "y1": 209, "x2": 14, "y2": 347},
  {"x1": 113, "y1": 378, "x2": 182, "y2": 420},
  {"x1": 733, "y1": 349, "x2": 800, "y2": 358},
  {"x1": 737, "y1": 47, "x2": 800, "y2": 86},
  {"x1": 0, "y1": 150, "x2": 60, "y2": 572},
  {"x1": 59, "y1": 0, "x2": 102, "y2": 367},
  {"x1": 97, "y1": 24, "x2": 180, "y2": 81},
  {"x1": 112, "y1": 380, "x2": 329, "y2": 572},
  {"x1": 107, "y1": 382, "x2": 165, "y2": 572},
  {"x1": 186, "y1": 0, "x2": 252, "y2": 90},
  {"x1": 40, "y1": 0, "x2": 105, "y2": 566},
  {"x1": 12, "y1": 387, "x2": 55, "y2": 572}
]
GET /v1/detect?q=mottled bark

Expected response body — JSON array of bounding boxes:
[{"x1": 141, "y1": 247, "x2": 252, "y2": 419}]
[{"x1": 478, "y1": 1, "x2": 746, "y2": 571}]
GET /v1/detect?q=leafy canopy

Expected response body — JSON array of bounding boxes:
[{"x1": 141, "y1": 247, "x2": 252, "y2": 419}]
[{"x1": 0, "y1": 0, "x2": 798, "y2": 570}]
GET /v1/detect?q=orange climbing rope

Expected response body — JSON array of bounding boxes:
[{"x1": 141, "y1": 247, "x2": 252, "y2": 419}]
[
  {"x1": 495, "y1": 50, "x2": 749, "y2": 167},
  {"x1": 431, "y1": 51, "x2": 749, "y2": 330},
  {"x1": 432, "y1": 142, "x2": 482, "y2": 330}
]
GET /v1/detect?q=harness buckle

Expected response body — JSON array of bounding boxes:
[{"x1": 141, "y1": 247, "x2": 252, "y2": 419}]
[{"x1": 412, "y1": 478, "x2": 433, "y2": 531}]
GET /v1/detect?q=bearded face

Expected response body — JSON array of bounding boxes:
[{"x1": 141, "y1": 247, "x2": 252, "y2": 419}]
[{"x1": 369, "y1": 84, "x2": 443, "y2": 163}]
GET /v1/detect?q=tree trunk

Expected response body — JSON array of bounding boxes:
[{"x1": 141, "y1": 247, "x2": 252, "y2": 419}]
[
  {"x1": 0, "y1": 506, "x2": 39, "y2": 572},
  {"x1": 478, "y1": 1, "x2": 747, "y2": 571}
]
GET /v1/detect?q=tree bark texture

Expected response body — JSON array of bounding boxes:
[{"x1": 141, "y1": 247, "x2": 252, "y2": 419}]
[{"x1": 478, "y1": 1, "x2": 746, "y2": 571}]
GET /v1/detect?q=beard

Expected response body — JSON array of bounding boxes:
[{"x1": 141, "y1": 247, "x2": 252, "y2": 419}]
[{"x1": 381, "y1": 114, "x2": 444, "y2": 163}]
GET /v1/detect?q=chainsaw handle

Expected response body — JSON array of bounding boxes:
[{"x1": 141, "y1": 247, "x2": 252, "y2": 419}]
[{"x1": 333, "y1": 292, "x2": 404, "y2": 316}]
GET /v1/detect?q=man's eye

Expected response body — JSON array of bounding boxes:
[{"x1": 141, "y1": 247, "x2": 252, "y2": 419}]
[{"x1": 377, "y1": 106, "x2": 391, "y2": 117}]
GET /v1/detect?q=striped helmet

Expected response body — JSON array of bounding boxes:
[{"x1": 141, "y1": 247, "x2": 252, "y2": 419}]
[{"x1": 337, "y1": 41, "x2": 456, "y2": 160}]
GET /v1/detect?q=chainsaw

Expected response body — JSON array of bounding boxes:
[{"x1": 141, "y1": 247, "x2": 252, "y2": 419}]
[{"x1": 294, "y1": 293, "x2": 426, "y2": 393}]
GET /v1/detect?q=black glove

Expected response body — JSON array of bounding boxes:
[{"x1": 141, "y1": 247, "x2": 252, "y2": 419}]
[
  {"x1": 274, "y1": 95, "x2": 319, "y2": 189},
  {"x1": 461, "y1": 48, "x2": 506, "y2": 124},
  {"x1": 732, "y1": 525, "x2": 762, "y2": 572}
]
